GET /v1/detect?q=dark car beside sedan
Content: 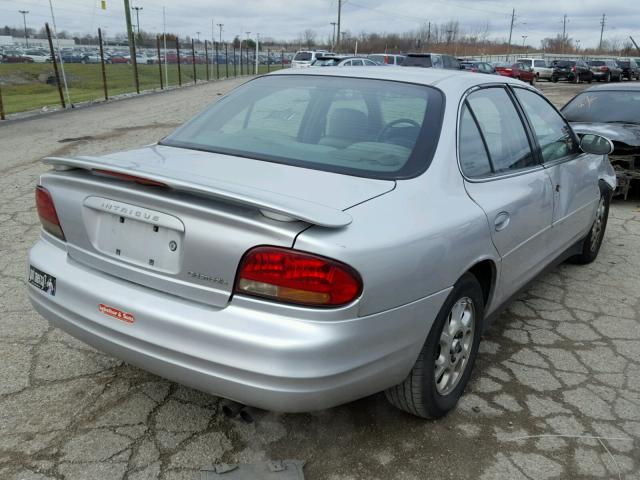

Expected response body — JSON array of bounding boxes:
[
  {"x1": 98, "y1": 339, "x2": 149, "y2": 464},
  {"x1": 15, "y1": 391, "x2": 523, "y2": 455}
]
[
  {"x1": 551, "y1": 59, "x2": 593, "y2": 83},
  {"x1": 562, "y1": 83, "x2": 640, "y2": 199},
  {"x1": 617, "y1": 60, "x2": 640, "y2": 81}
]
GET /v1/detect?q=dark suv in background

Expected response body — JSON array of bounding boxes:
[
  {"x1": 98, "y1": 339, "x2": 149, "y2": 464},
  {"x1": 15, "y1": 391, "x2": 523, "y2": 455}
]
[
  {"x1": 401, "y1": 53, "x2": 461, "y2": 70},
  {"x1": 551, "y1": 59, "x2": 593, "y2": 83},
  {"x1": 587, "y1": 60, "x2": 623, "y2": 82},
  {"x1": 616, "y1": 59, "x2": 640, "y2": 80}
]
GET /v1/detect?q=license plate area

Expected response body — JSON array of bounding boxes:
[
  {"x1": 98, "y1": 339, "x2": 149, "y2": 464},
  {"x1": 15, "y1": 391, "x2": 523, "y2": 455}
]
[{"x1": 83, "y1": 197, "x2": 184, "y2": 273}]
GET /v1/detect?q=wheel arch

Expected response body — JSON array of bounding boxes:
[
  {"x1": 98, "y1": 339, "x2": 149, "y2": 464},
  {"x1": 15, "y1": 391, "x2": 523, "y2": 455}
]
[{"x1": 466, "y1": 259, "x2": 497, "y2": 310}]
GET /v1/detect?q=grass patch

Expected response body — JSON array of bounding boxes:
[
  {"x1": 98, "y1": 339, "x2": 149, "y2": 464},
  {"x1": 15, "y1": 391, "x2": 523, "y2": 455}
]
[{"x1": 0, "y1": 63, "x2": 283, "y2": 115}]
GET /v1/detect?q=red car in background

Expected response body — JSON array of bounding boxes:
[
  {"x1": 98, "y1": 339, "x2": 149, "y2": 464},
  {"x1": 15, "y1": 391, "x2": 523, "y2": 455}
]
[{"x1": 493, "y1": 62, "x2": 535, "y2": 85}]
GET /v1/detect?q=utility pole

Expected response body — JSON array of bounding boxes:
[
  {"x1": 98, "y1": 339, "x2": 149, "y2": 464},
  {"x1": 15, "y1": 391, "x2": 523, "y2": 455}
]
[
  {"x1": 217, "y1": 23, "x2": 224, "y2": 46},
  {"x1": 336, "y1": 0, "x2": 342, "y2": 51},
  {"x1": 131, "y1": 6, "x2": 143, "y2": 39},
  {"x1": 196, "y1": 32, "x2": 200, "y2": 44},
  {"x1": 561, "y1": 14, "x2": 567, "y2": 54},
  {"x1": 123, "y1": 0, "x2": 138, "y2": 92},
  {"x1": 506, "y1": 8, "x2": 515, "y2": 62},
  {"x1": 521, "y1": 35, "x2": 527, "y2": 50},
  {"x1": 426, "y1": 21, "x2": 431, "y2": 50},
  {"x1": 18, "y1": 10, "x2": 29, "y2": 47},
  {"x1": 599, "y1": 14, "x2": 606, "y2": 52},
  {"x1": 330, "y1": 22, "x2": 336, "y2": 50}
]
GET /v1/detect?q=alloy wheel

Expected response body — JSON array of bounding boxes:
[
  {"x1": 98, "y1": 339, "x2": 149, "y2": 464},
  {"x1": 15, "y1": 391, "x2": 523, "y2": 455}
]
[{"x1": 435, "y1": 297, "x2": 475, "y2": 395}]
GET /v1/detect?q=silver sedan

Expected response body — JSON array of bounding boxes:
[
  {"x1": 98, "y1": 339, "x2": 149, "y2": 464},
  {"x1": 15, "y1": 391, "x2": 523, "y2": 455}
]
[{"x1": 28, "y1": 67, "x2": 615, "y2": 418}]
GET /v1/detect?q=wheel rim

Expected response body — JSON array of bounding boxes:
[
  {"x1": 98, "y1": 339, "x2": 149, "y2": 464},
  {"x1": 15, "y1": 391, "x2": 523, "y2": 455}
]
[
  {"x1": 435, "y1": 297, "x2": 475, "y2": 395},
  {"x1": 590, "y1": 196, "x2": 606, "y2": 253}
]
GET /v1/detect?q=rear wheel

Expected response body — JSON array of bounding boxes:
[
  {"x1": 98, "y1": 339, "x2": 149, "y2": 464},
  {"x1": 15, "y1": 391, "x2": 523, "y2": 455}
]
[
  {"x1": 385, "y1": 273, "x2": 484, "y2": 418},
  {"x1": 570, "y1": 191, "x2": 610, "y2": 264},
  {"x1": 551, "y1": 76, "x2": 558, "y2": 83}
]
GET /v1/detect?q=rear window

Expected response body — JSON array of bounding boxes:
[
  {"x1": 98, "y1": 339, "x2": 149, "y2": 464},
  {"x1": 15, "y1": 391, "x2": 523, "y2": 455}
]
[
  {"x1": 294, "y1": 52, "x2": 312, "y2": 61},
  {"x1": 162, "y1": 75, "x2": 444, "y2": 179},
  {"x1": 518, "y1": 59, "x2": 532, "y2": 67},
  {"x1": 402, "y1": 56, "x2": 432, "y2": 67},
  {"x1": 556, "y1": 61, "x2": 574, "y2": 67}
]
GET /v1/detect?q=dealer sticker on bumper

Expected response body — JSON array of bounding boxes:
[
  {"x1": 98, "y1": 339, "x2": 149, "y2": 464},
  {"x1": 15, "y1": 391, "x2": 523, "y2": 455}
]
[{"x1": 28, "y1": 265, "x2": 56, "y2": 296}]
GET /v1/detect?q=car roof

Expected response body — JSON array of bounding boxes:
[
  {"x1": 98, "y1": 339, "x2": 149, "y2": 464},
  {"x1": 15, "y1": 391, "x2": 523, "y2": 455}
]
[
  {"x1": 267, "y1": 65, "x2": 531, "y2": 95},
  {"x1": 582, "y1": 82, "x2": 640, "y2": 92}
]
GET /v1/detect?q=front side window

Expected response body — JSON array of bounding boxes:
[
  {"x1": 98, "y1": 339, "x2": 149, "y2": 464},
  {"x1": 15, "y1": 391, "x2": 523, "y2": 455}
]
[
  {"x1": 465, "y1": 88, "x2": 536, "y2": 173},
  {"x1": 514, "y1": 88, "x2": 577, "y2": 162},
  {"x1": 534, "y1": 60, "x2": 546, "y2": 67},
  {"x1": 162, "y1": 75, "x2": 444, "y2": 179}
]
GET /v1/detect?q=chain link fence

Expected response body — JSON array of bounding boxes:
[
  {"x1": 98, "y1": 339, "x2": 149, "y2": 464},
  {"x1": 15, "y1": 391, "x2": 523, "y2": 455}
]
[{"x1": 0, "y1": 23, "x2": 291, "y2": 119}]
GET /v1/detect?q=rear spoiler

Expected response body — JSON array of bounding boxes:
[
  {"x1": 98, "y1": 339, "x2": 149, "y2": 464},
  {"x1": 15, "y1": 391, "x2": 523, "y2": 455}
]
[{"x1": 43, "y1": 156, "x2": 352, "y2": 228}]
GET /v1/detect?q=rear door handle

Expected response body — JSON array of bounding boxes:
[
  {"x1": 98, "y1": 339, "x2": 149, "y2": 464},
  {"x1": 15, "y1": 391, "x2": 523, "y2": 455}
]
[{"x1": 494, "y1": 212, "x2": 510, "y2": 231}]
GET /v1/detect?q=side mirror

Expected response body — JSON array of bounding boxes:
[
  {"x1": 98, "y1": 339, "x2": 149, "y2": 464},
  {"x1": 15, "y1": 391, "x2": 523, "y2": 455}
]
[{"x1": 579, "y1": 134, "x2": 614, "y2": 155}]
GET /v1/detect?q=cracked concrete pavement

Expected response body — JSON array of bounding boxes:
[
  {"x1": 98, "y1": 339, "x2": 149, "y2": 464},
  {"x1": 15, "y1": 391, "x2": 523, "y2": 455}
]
[{"x1": 0, "y1": 78, "x2": 639, "y2": 479}]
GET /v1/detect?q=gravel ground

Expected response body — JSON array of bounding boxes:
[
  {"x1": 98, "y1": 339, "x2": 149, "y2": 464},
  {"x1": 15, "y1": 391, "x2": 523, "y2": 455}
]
[{"x1": 0, "y1": 77, "x2": 639, "y2": 480}]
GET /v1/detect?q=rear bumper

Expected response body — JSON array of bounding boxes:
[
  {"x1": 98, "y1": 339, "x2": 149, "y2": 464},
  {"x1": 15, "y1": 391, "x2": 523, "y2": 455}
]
[{"x1": 27, "y1": 238, "x2": 450, "y2": 412}]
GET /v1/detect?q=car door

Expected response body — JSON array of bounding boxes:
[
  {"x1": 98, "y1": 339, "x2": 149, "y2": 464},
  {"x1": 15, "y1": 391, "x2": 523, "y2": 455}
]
[
  {"x1": 512, "y1": 87, "x2": 601, "y2": 253},
  {"x1": 460, "y1": 87, "x2": 554, "y2": 298}
]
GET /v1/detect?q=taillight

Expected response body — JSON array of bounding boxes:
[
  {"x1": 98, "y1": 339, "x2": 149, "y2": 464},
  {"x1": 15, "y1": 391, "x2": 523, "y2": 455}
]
[
  {"x1": 571, "y1": 66, "x2": 576, "y2": 72},
  {"x1": 600, "y1": 66, "x2": 608, "y2": 72},
  {"x1": 235, "y1": 246, "x2": 362, "y2": 307},
  {"x1": 93, "y1": 169, "x2": 167, "y2": 187},
  {"x1": 35, "y1": 186, "x2": 65, "y2": 240}
]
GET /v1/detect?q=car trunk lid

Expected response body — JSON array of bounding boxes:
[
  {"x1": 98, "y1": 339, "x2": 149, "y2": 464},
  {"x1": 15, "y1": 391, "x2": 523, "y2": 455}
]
[{"x1": 41, "y1": 145, "x2": 394, "y2": 307}]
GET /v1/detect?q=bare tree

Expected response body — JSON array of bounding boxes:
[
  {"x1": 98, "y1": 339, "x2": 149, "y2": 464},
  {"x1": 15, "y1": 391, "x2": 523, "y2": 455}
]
[{"x1": 302, "y1": 29, "x2": 317, "y2": 48}]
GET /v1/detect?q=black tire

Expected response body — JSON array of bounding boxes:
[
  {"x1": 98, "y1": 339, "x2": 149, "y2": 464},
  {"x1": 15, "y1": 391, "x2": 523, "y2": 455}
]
[
  {"x1": 551, "y1": 76, "x2": 558, "y2": 83},
  {"x1": 570, "y1": 190, "x2": 611, "y2": 264},
  {"x1": 385, "y1": 273, "x2": 484, "y2": 419}
]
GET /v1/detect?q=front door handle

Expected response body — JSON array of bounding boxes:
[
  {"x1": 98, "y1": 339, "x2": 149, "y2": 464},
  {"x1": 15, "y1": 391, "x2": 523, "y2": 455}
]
[{"x1": 494, "y1": 212, "x2": 510, "y2": 231}]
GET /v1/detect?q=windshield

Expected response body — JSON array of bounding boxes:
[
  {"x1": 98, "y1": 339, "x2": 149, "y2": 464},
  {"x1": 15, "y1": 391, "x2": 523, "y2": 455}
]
[
  {"x1": 517, "y1": 59, "x2": 532, "y2": 67},
  {"x1": 562, "y1": 90, "x2": 640, "y2": 124},
  {"x1": 588, "y1": 61, "x2": 605, "y2": 66},
  {"x1": 294, "y1": 52, "x2": 312, "y2": 61},
  {"x1": 162, "y1": 75, "x2": 444, "y2": 179},
  {"x1": 555, "y1": 61, "x2": 574, "y2": 67}
]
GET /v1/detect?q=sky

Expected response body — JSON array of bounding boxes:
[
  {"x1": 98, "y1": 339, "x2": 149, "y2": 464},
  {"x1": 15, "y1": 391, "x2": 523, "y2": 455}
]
[{"x1": 0, "y1": 0, "x2": 636, "y2": 49}]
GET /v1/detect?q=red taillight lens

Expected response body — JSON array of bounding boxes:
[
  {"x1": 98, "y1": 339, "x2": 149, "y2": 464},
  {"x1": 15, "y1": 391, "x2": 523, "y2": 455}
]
[
  {"x1": 93, "y1": 169, "x2": 167, "y2": 187},
  {"x1": 35, "y1": 186, "x2": 65, "y2": 240},
  {"x1": 235, "y1": 246, "x2": 362, "y2": 307},
  {"x1": 571, "y1": 66, "x2": 576, "y2": 72},
  {"x1": 600, "y1": 66, "x2": 608, "y2": 72}
]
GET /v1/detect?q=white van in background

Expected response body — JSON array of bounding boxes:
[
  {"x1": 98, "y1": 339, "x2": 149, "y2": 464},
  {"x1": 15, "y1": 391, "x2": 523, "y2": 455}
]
[
  {"x1": 291, "y1": 50, "x2": 331, "y2": 68},
  {"x1": 517, "y1": 58, "x2": 554, "y2": 81}
]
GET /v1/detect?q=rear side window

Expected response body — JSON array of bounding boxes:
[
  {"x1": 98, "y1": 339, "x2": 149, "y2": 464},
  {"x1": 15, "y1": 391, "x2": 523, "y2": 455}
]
[
  {"x1": 465, "y1": 88, "x2": 536, "y2": 173},
  {"x1": 459, "y1": 104, "x2": 492, "y2": 178}
]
